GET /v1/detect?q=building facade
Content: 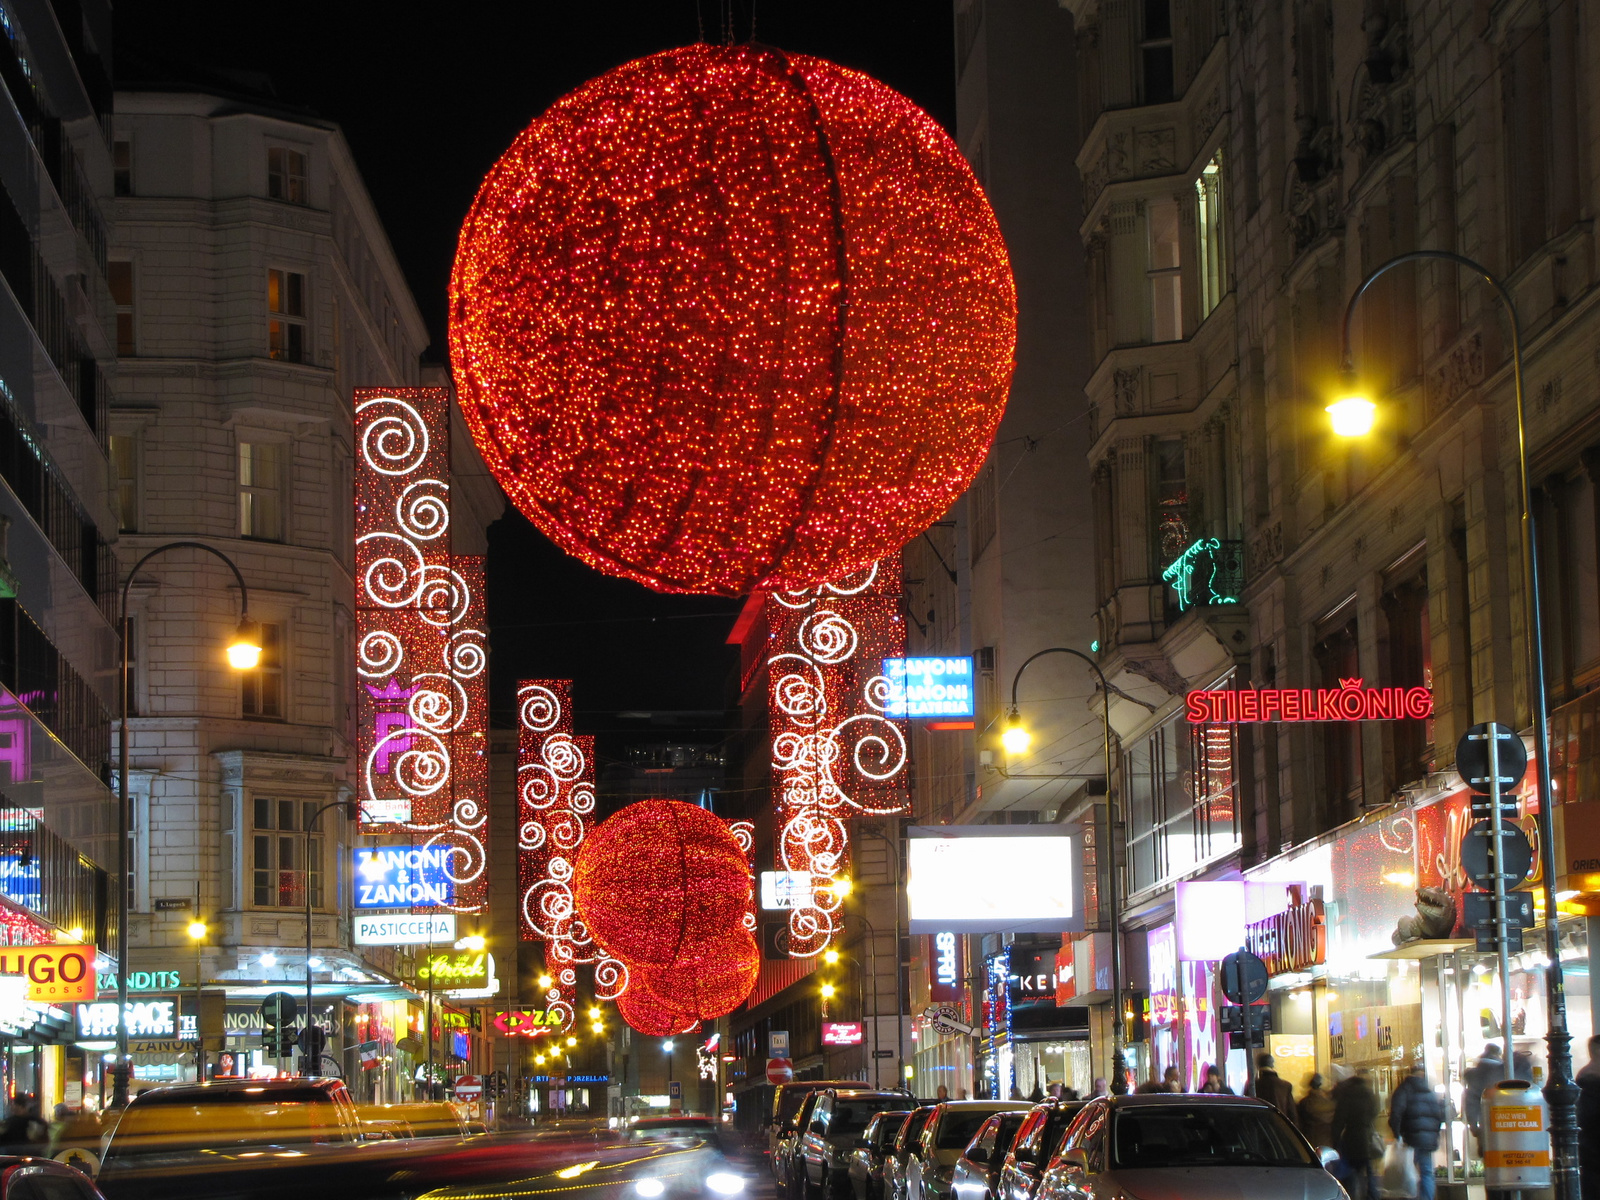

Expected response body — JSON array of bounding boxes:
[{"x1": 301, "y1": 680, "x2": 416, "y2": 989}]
[
  {"x1": 0, "y1": 0, "x2": 121, "y2": 1111},
  {"x1": 109, "y1": 80, "x2": 500, "y2": 1096}
]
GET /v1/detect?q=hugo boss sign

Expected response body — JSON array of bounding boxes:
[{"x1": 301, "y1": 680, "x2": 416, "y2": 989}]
[{"x1": 0, "y1": 945, "x2": 96, "y2": 1002}]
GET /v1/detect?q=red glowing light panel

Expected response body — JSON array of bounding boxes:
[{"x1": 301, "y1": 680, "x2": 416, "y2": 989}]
[
  {"x1": 354, "y1": 388, "x2": 487, "y2": 913},
  {"x1": 1185, "y1": 679, "x2": 1434, "y2": 723},
  {"x1": 449, "y1": 44, "x2": 1016, "y2": 597},
  {"x1": 516, "y1": 680, "x2": 620, "y2": 1026},
  {"x1": 766, "y1": 561, "x2": 908, "y2": 957}
]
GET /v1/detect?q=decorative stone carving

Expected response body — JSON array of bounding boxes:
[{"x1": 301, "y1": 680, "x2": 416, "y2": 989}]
[
  {"x1": 1108, "y1": 131, "x2": 1131, "y2": 178},
  {"x1": 1194, "y1": 88, "x2": 1224, "y2": 145},
  {"x1": 1248, "y1": 521, "x2": 1284, "y2": 576},
  {"x1": 1136, "y1": 127, "x2": 1177, "y2": 172},
  {"x1": 1113, "y1": 367, "x2": 1141, "y2": 415},
  {"x1": 1425, "y1": 332, "x2": 1484, "y2": 416}
]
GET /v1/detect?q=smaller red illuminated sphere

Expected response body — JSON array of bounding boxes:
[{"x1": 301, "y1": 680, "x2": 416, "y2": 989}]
[
  {"x1": 616, "y1": 985, "x2": 701, "y2": 1038},
  {"x1": 634, "y1": 930, "x2": 761, "y2": 1019},
  {"x1": 574, "y1": 800, "x2": 751, "y2": 967}
]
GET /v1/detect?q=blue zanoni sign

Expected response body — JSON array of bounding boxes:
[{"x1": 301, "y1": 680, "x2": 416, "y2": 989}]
[
  {"x1": 882, "y1": 657, "x2": 975, "y2": 719},
  {"x1": 0, "y1": 854, "x2": 40, "y2": 910},
  {"x1": 353, "y1": 846, "x2": 455, "y2": 909}
]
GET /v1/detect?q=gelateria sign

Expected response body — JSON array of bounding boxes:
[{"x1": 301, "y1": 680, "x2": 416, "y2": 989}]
[
  {"x1": 1186, "y1": 679, "x2": 1432, "y2": 724},
  {"x1": 1244, "y1": 894, "x2": 1326, "y2": 977}
]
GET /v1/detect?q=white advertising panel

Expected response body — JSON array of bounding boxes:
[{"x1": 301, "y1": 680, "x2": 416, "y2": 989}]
[
  {"x1": 906, "y1": 826, "x2": 1083, "y2": 934},
  {"x1": 353, "y1": 912, "x2": 457, "y2": 946},
  {"x1": 758, "y1": 870, "x2": 815, "y2": 911}
]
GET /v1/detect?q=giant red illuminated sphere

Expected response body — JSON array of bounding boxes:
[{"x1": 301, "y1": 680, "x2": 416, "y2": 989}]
[
  {"x1": 450, "y1": 43, "x2": 1016, "y2": 596},
  {"x1": 616, "y1": 984, "x2": 701, "y2": 1038},
  {"x1": 634, "y1": 929, "x2": 762, "y2": 1018},
  {"x1": 573, "y1": 799, "x2": 752, "y2": 967}
]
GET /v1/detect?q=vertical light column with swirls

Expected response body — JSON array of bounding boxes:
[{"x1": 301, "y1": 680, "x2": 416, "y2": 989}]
[
  {"x1": 765, "y1": 561, "x2": 909, "y2": 957},
  {"x1": 517, "y1": 680, "x2": 627, "y2": 1029},
  {"x1": 354, "y1": 388, "x2": 487, "y2": 914}
]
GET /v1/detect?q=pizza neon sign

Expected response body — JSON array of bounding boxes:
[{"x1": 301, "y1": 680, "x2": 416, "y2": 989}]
[{"x1": 1186, "y1": 678, "x2": 1432, "y2": 724}]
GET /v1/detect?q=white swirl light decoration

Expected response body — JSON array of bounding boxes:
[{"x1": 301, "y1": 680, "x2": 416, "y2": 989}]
[
  {"x1": 594, "y1": 956, "x2": 630, "y2": 1001},
  {"x1": 358, "y1": 532, "x2": 424, "y2": 607},
  {"x1": 800, "y1": 609, "x2": 859, "y2": 664},
  {"x1": 409, "y1": 673, "x2": 467, "y2": 733},
  {"x1": 520, "y1": 685, "x2": 562, "y2": 733},
  {"x1": 415, "y1": 564, "x2": 472, "y2": 627},
  {"x1": 396, "y1": 478, "x2": 451, "y2": 540},
  {"x1": 519, "y1": 819, "x2": 547, "y2": 852},
  {"x1": 832, "y1": 714, "x2": 909, "y2": 782},
  {"x1": 357, "y1": 631, "x2": 404, "y2": 679},
  {"x1": 769, "y1": 655, "x2": 826, "y2": 726},
  {"x1": 356, "y1": 396, "x2": 430, "y2": 475},
  {"x1": 822, "y1": 561, "x2": 881, "y2": 596},
  {"x1": 448, "y1": 630, "x2": 487, "y2": 678},
  {"x1": 519, "y1": 763, "x2": 561, "y2": 811},
  {"x1": 542, "y1": 734, "x2": 585, "y2": 781}
]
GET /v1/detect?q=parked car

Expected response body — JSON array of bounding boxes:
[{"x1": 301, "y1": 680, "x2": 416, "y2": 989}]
[
  {"x1": 950, "y1": 1110, "x2": 1028, "y2": 1200},
  {"x1": 771, "y1": 1082, "x2": 858, "y2": 1192},
  {"x1": 994, "y1": 1100, "x2": 1086, "y2": 1200},
  {"x1": 776, "y1": 1092, "x2": 827, "y2": 1199},
  {"x1": 0, "y1": 1159, "x2": 106, "y2": 1200},
  {"x1": 1033, "y1": 1094, "x2": 1346, "y2": 1200},
  {"x1": 885, "y1": 1106, "x2": 938, "y2": 1200},
  {"x1": 905, "y1": 1102, "x2": 1031, "y2": 1200},
  {"x1": 848, "y1": 1110, "x2": 909, "y2": 1200},
  {"x1": 800, "y1": 1090, "x2": 912, "y2": 1200}
]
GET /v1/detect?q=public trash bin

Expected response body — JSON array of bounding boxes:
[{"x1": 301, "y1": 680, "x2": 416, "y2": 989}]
[{"x1": 1481, "y1": 1078, "x2": 1551, "y2": 1190}]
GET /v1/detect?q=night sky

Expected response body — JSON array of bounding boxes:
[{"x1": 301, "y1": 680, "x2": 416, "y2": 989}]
[{"x1": 115, "y1": 1, "x2": 957, "y2": 753}]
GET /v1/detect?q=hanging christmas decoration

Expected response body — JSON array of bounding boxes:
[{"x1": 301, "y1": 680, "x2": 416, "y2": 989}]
[
  {"x1": 633, "y1": 930, "x2": 761, "y2": 1017},
  {"x1": 449, "y1": 43, "x2": 1015, "y2": 597},
  {"x1": 615, "y1": 983, "x2": 700, "y2": 1038},
  {"x1": 573, "y1": 799, "x2": 752, "y2": 968}
]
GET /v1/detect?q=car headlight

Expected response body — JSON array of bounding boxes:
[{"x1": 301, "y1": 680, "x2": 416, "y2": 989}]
[
  {"x1": 637, "y1": 1180, "x2": 667, "y2": 1197},
  {"x1": 706, "y1": 1174, "x2": 745, "y2": 1195}
]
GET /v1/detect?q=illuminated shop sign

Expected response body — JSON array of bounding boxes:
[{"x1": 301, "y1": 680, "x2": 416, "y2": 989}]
[
  {"x1": 352, "y1": 847, "x2": 456, "y2": 908},
  {"x1": 95, "y1": 970, "x2": 182, "y2": 993},
  {"x1": 759, "y1": 870, "x2": 815, "y2": 911},
  {"x1": 0, "y1": 855, "x2": 40, "y2": 909},
  {"x1": 493, "y1": 1008, "x2": 562, "y2": 1036},
  {"x1": 883, "y1": 657, "x2": 975, "y2": 719},
  {"x1": 928, "y1": 931, "x2": 960, "y2": 1002},
  {"x1": 1244, "y1": 889, "x2": 1326, "y2": 976},
  {"x1": 1185, "y1": 679, "x2": 1433, "y2": 724},
  {"x1": 822, "y1": 1021, "x2": 863, "y2": 1045},
  {"x1": 416, "y1": 951, "x2": 488, "y2": 989},
  {"x1": 0, "y1": 945, "x2": 95, "y2": 1002},
  {"x1": 353, "y1": 913, "x2": 458, "y2": 946},
  {"x1": 78, "y1": 999, "x2": 177, "y2": 1040}
]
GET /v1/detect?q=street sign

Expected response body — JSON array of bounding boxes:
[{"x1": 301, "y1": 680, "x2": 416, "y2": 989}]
[
  {"x1": 1457, "y1": 723, "x2": 1529, "y2": 795},
  {"x1": 873, "y1": 1049, "x2": 895, "y2": 1058},
  {"x1": 298, "y1": 1024, "x2": 326, "y2": 1061},
  {"x1": 1461, "y1": 820, "x2": 1534, "y2": 889},
  {"x1": 1218, "y1": 951, "x2": 1269, "y2": 1006},
  {"x1": 1464, "y1": 891, "x2": 1536, "y2": 932},
  {"x1": 454, "y1": 1075, "x2": 482, "y2": 1099},
  {"x1": 1477, "y1": 926, "x2": 1525, "y2": 954},
  {"x1": 1219, "y1": 1003, "x2": 1272, "y2": 1048},
  {"x1": 769, "y1": 1031, "x2": 790, "y2": 1058},
  {"x1": 260, "y1": 992, "x2": 298, "y2": 1028},
  {"x1": 261, "y1": 1030, "x2": 295, "y2": 1056},
  {"x1": 766, "y1": 1058, "x2": 793, "y2": 1085}
]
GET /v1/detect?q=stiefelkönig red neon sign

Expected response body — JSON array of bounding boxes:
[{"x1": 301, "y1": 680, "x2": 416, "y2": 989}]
[{"x1": 1186, "y1": 678, "x2": 1433, "y2": 723}]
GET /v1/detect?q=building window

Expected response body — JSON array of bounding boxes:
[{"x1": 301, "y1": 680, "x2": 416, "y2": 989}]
[
  {"x1": 251, "y1": 796, "x2": 322, "y2": 908},
  {"x1": 113, "y1": 139, "x2": 131, "y2": 196},
  {"x1": 971, "y1": 459, "x2": 998, "y2": 558},
  {"x1": 267, "y1": 146, "x2": 308, "y2": 205},
  {"x1": 267, "y1": 269, "x2": 307, "y2": 363},
  {"x1": 238, "y1": 441, "x2": 284, "y2": 541},
  {"x1": 241, "y1": 622, "x2": 284, "y2": 719},
  {"x1": 1147, "y1": 199, "x2": 1182, "y2": 343},
  {"x1": 1153, "y1": 435, "x2": 1188, "y2": 565},
  {"x1": 1124, "y1": 709, "x2": 1238, "y2": 895},
  {"x1": 1195, "y1": 152, "x2": 1227, "y2": 319},
  {"x1": 1140, "y1": 0, "x2": 1175, "y2": 104},
  {"x1": 1314, "y1": 611, "x2": 1363, "y2": 817},
  {"x1": 107, "y1": 261, "x2": 134, "y2": 356},
  {"x1": 109, "y1": 433, "x2": 138, "y2": 533}
]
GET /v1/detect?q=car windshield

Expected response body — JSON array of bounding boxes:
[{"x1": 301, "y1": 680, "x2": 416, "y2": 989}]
[
  {"x1": 898, "y1": 1109, "x2": 934, "y2": 1153},
  {"x1": 938, "y1": 1110, "x2": 1002, "y2": 1150},
  {"x1": 833, "y1": 1100, "x2": 909, "y2": 1135},
  {"x1": 780, "y1": 1092, "x2": 822, "y2": 1128},
  {"x1": 632, "y1": 1120, "x2": 715, "y2": 1143},
  {"x1": 993, "y1": 1114, "x2": 1026, "y2": 1152},
  {"x1": 107, "y1": 1092, "x2": 340, "y2": 1158},
  {"x1": 1111, "y1": 1105, "x2": 1316, "y2": 1170},
  {"x1": 873, "y1": 1113, "x2": 909, "y2": 1146}
]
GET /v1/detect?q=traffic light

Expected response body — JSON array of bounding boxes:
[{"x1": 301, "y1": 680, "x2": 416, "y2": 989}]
[{"x1": 261, "y1": 1029, "x2": 296, "y2": 1056}]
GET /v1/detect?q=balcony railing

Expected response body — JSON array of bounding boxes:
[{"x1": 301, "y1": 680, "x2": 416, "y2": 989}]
[{"x1": 1162, "y1": 537, "x2": 1244, "y2": 612}]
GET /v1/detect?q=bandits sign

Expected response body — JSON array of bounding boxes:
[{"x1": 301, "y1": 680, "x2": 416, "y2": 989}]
[{"x1": 1186, "y1": 678, "x2": 1432, "y2": 724}]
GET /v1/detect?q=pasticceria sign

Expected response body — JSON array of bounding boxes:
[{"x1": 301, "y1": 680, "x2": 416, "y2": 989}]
[
  {"x1": 0, "y1": 945, "x2": 97, "y2": 1003},
  {"x1": 1243, "y1": 893, "x2": 1326, "y2": 977}
]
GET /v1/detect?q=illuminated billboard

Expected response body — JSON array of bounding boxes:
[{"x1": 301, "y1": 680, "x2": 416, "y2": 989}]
[
  {"x1": 905, "y1": 826, "x2": 1083, "y2": 934},
  {"x1": 353, "y1": 846, "x2": 456, "y2": 908},
  {"x1": 882, "y1": 657, "x2": 975, "y2": 718},
  {"x1": 758, "y1": 871, "x2": 814, "y2": 911}
]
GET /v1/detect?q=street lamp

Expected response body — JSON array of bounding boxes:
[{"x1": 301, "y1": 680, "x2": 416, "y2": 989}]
[
  {"x1": 115, "y1": 541, "x2": 257, "y2": 1108},
  {"x1": 187, "y1": 918, "x2": 206, "y2": 1081},
  {"x1": 1003, "y1": 647, "x2": 1125, "y2": 1095},
  {"x1": 1340, "y1": 250, "x2": 1578, "y2": 1198},
  {"x1": 302, "y1": 800, "x2": 357, "y2": 1077},
  {"x1": 663, "y1": 1039, "x2": 675, "y2": 1106}
]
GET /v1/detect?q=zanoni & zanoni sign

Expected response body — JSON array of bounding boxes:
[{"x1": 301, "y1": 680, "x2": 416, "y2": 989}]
[{"x1": 1186, "y1": 678, "x2": 1432, "y2": 724}]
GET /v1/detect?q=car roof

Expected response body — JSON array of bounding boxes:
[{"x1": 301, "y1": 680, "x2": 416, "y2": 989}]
[
  {"x1": 127, "y1": 1077, "x2": 346, "y2": 1103},
  {"x1": 1102, "y1": 1094, "x2": 1275, "y2": 1108},
  {"x1": 636, "y1": 1116, "x2": 713, "y2": 1125},
  {"x1": 935, "y1": 1101, "x2": 1033, "y2": 1111},
  {"x1": 828, "y1": 1090, "x2": 912, "y2": 1100}
]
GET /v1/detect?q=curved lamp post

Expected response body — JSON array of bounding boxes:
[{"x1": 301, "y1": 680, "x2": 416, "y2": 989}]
[
  {"x1": 114, "y1": 541, "x2": 260, "y2": 1107},
  {"x1": 302, "y1": 799, "x2": 358, "y2": 1076},
  {"x1": 999, "y1": 647, "x2": 1125, "y2": 1095},
  {"x1": 1338, "y1": 250, "x2": 1577, "y2": 1198}
]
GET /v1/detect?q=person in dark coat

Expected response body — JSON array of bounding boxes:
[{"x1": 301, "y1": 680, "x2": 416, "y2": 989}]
[
  {"x1": 1576, "y1": 1035, "x2": 1600, "y2": 1196},
  {"x1": 1298, "y1": 1074, "x2": 1336, "y2": 1150},
  {"x1": 1198, "y1": 1065, "x2": 1231, "y2": 1094},
  {"x1": 1251, "y1": 1053, "x2": 1297, "y2": 1124},
  {"x1": 1463, "y1": 1043, "x2": 1506, "y2": 1143},
  {"x1": 1389, "y1": 1065, "x2": 1447, "y2": 1200},
  {"x1": 1332, "y1": 1070, "x2": 1380, "y2": 1200}
]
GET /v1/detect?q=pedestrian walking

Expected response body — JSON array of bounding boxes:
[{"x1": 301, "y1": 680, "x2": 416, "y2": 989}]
[
  {"x1": 1332, "y1": 1070, "x2": 1381, "y2": 1200},
  {"x1": 1198, "y1": 1065, "x2": 1231, "y2": 1094},
  {"x1": 1389, "y1": 1064, "x2": 1446, "y2": 1200},
  {"x1": 1463, "y1": 1043, "x2": 1505, "y2": 1145},
  {"x1": 1577, "y1": 1035, "x2": 1600, "y2": 1196},
  {"x1": 1251, "y1": 1053, "x2": 1297, "y2": 1124},
  {"x1": 1298, "y1": 1073, "x2": 1336, "y2": 1150}
]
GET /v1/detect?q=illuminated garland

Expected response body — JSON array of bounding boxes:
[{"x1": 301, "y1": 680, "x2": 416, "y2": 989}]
[
  {"x1": 354, "y1": 388, "x2": 486, "y2": 913},
  {"x1": 766, "y1": 561, "x2": 908, "y2": 956},
  {"x1": 449, "y1": 44, "x2": 1016, "y2": 597}
]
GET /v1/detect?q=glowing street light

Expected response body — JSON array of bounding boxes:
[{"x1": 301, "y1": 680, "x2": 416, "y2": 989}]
[
  {"x1": 226, "y1": 620, "x2": 264, "y2": 669},
  {"x1": 1001, "y1": 708, "x2": 1031, "y2": 755},
  {"x1": 1325, "y1": 392, "x2": 1377, "y2": 438}
]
